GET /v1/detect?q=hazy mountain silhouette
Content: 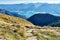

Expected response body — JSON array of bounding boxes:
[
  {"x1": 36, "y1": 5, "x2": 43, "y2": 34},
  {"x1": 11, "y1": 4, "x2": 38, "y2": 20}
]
[
  {"x1": 27, "y1": 13, "x2": 60, "y2": 26},
  {"x1": 0, "y1": 3, "x2": 60, "y2": 16},
  {"x1": 0, "y1": 9, "x2": 26, "y2": 19}
]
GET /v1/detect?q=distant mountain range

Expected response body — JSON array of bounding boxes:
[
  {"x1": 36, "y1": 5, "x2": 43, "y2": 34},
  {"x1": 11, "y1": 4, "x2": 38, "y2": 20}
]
[
  {"x1": 0, "y1": 9, "x2": 27, "y2": 19},
  {"x1": 27, "y1": 13, "x2": 60, "y2": 26},
  {"x1": 1, "y1": 9, "x2": 60, "y2": 26},
  {"x1": 0, "y1": 3, "x2": 60, "y2": 26},
  {"x1": 0, "y1": 3, "x2": 60, "y2": 17}
]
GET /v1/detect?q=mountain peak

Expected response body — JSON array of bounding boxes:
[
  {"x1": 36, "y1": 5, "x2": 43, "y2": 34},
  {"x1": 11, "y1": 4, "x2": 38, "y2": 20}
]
[{"x1": 27, "y1": 13, "x2": 60, "y2": 26}]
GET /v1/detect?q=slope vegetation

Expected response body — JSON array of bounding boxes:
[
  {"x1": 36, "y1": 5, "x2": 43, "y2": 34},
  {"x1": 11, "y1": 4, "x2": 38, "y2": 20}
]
[{"x1": 0, "y1": 14, "x2": 34, "y2": 40}]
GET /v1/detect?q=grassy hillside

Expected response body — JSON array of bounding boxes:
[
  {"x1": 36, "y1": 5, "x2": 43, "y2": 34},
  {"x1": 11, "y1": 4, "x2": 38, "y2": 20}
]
[
  {"x1": 0, "y1": 14, "x2": 34, "y2": 27},
  {"x1": 32, "y1": 27, "x2": 60, "y2": 40},
  {"x1": 0, "y1": 14, "x2": 35, "y2": 40},
  {"x1": 0, "y1": 14, "x2": 60, "y2": 40}
]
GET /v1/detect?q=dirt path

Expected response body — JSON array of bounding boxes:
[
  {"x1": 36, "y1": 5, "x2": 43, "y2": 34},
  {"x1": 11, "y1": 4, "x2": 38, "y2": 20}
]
[
  {"x1": 27, "y1": 36, "x2": 37, "y2": 40},
  {"x1": 26, "y1": 29, "x2": 37, "y2": 40}
]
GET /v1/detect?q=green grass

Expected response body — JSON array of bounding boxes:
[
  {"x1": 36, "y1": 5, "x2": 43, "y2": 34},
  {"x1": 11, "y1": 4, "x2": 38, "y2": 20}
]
[{"x1": 32, "y1": 27, "x2": 60, "y2": 40}]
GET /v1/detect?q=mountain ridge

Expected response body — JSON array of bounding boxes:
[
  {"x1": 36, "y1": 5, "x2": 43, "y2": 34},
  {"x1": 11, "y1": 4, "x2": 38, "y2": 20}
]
[
  {"x1": 27, "y1": 13, "x2": 60, "y2": 26},
  {"x1": 0, "y1": 3, "x2": 60, "y2": 17}
]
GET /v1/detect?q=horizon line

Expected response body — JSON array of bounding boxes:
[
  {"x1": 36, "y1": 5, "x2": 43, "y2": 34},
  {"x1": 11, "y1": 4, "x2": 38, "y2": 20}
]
[{"x1": 0, "y1": 2, "x2": 60, "y2": 4}]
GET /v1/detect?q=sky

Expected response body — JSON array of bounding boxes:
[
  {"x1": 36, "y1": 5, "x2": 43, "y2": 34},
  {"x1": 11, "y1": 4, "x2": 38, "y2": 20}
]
[{"x1": 0, "y1": 0, "x2": 60, "y2": 4}]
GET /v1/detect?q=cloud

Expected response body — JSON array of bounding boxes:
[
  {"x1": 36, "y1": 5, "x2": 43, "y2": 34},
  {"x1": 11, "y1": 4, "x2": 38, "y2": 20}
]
[{"x1": 0, "y1": 0, "x2": 60, "y2": 4}]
